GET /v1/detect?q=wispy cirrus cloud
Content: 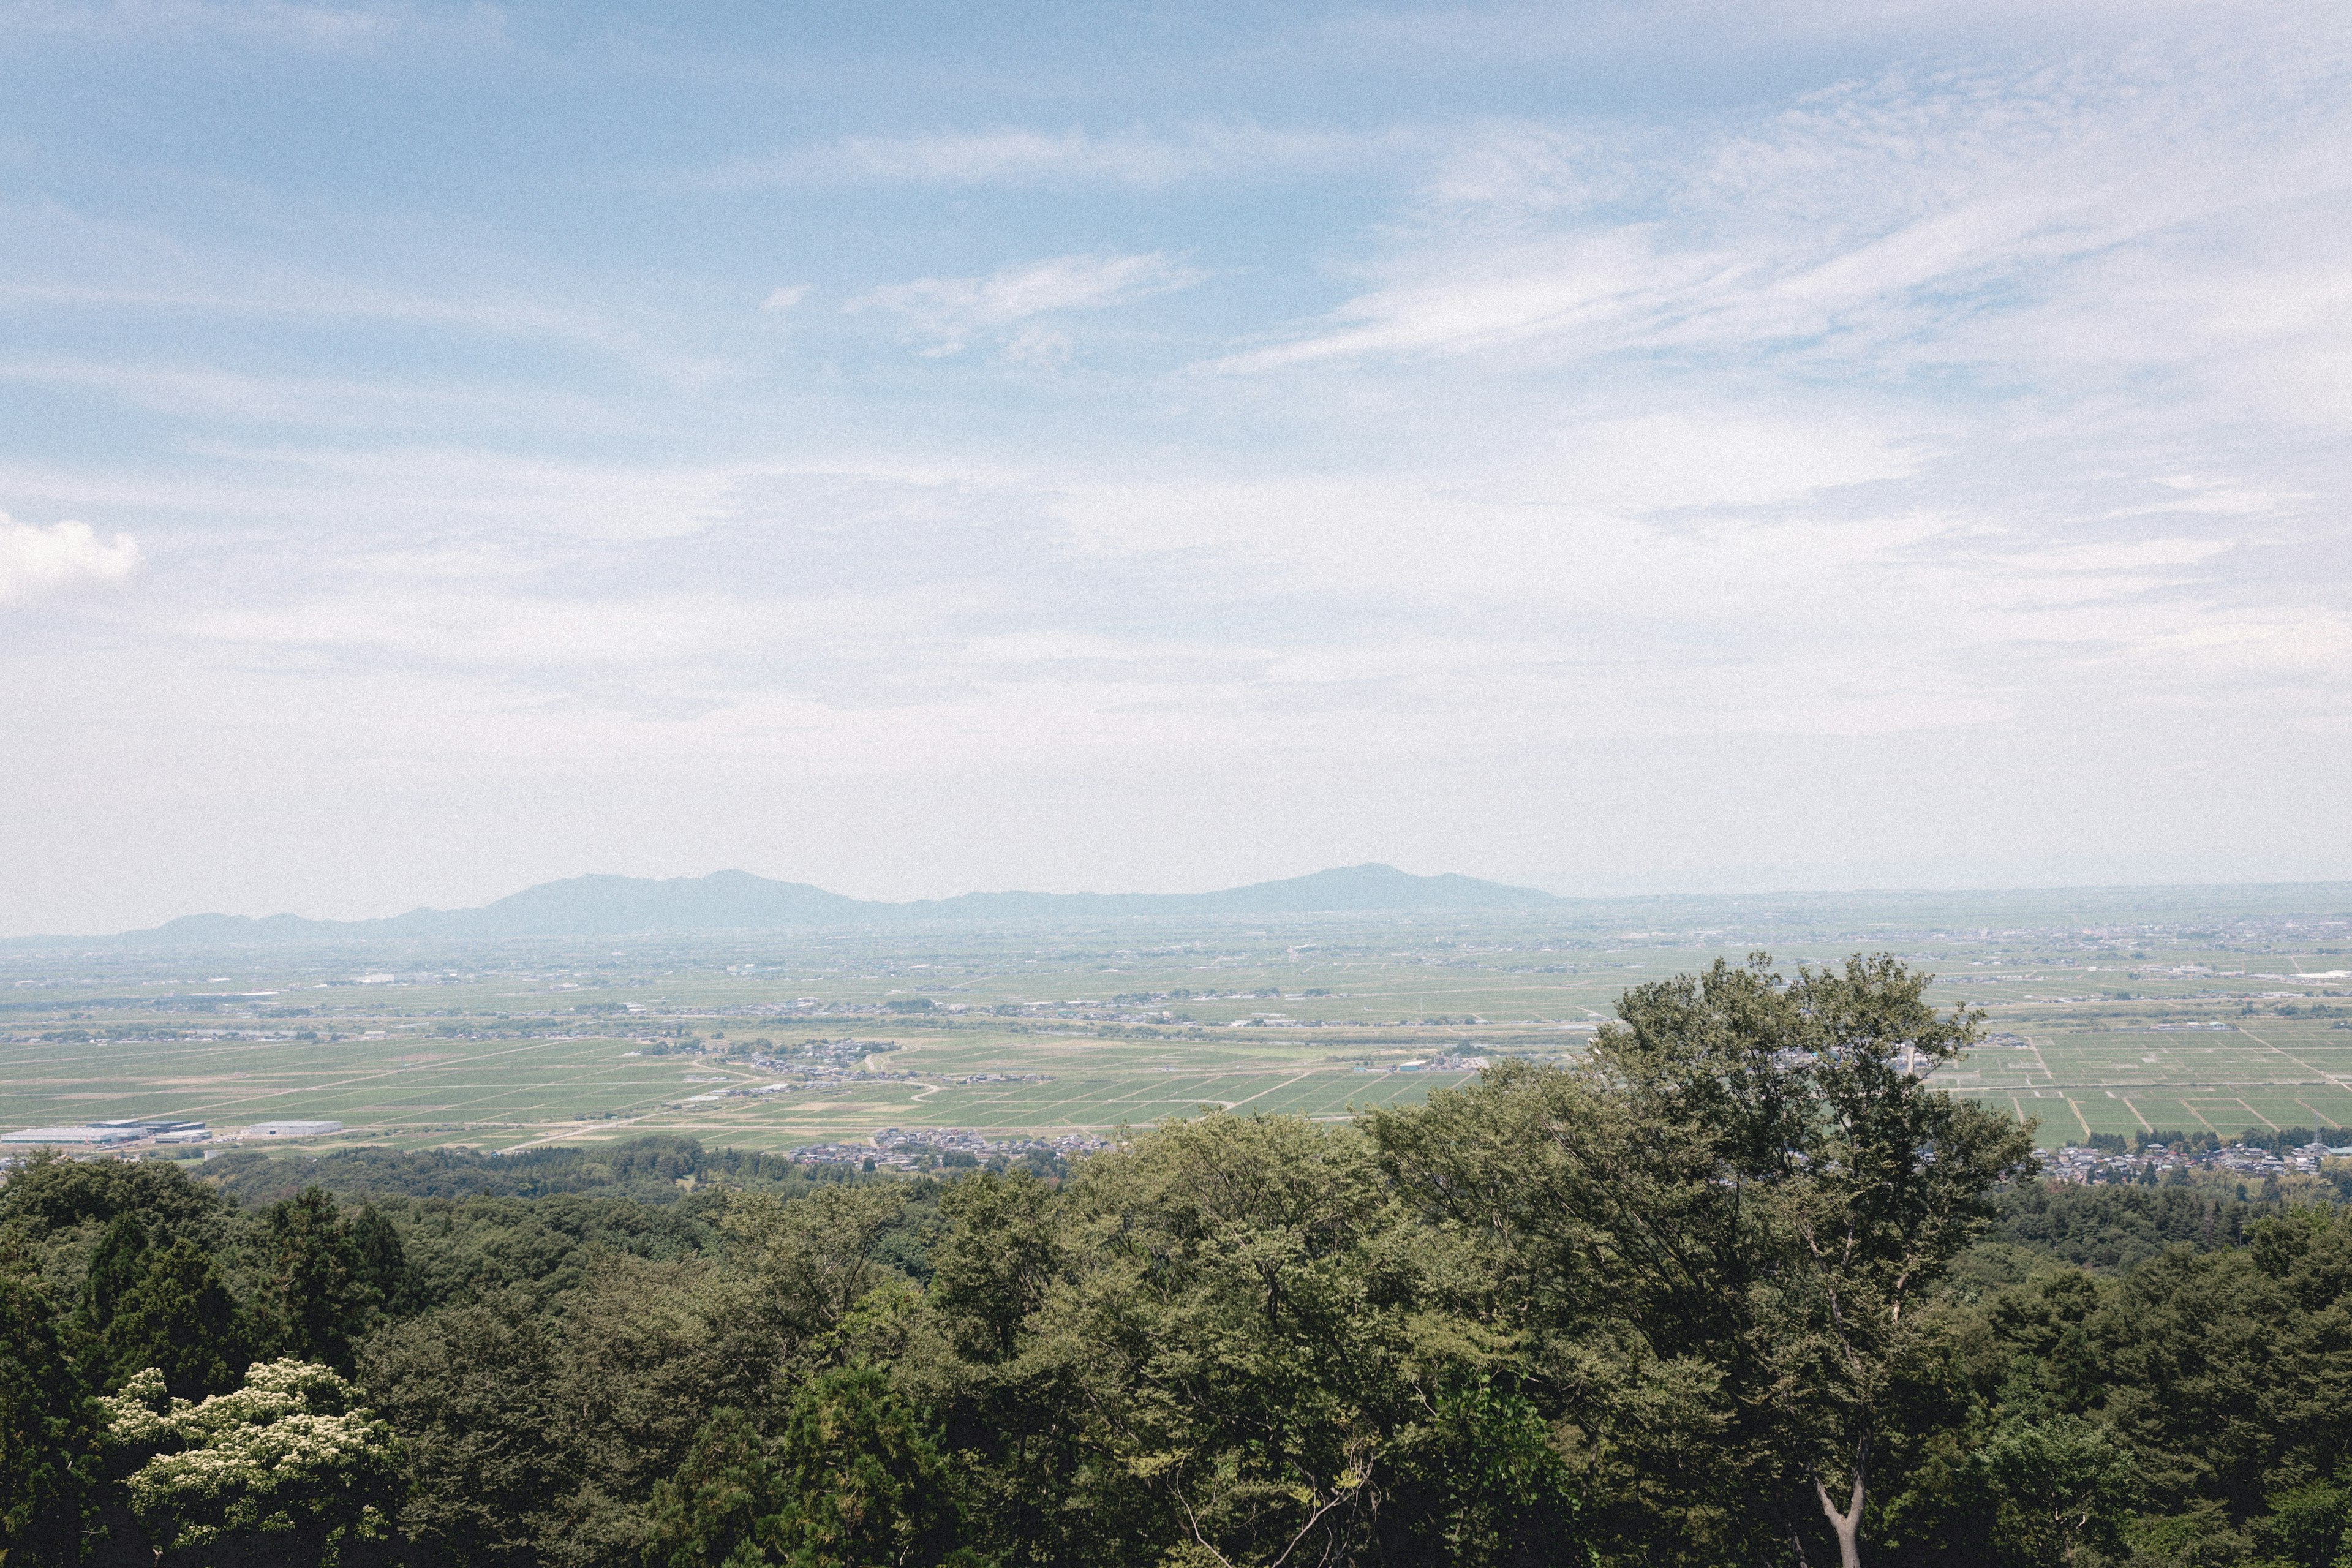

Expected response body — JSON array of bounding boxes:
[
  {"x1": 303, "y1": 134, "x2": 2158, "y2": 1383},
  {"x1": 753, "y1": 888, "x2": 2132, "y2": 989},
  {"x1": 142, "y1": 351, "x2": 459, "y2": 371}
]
[
  {"x1": 1207, "y1": 41, "x2": 2352, "y2": 379},
  {"x1": 9, "y1": 1, "x2": 2352, "y2": 929},
  {"x1": 848, "y1": 252, "x2": 1205, "y2": 357},
  {"x1": 699, "y1": 122, "x2": 1412, "y2": 189},
  {"x1": 0, "y1": 0, "x2": 504, "y2": 53}
]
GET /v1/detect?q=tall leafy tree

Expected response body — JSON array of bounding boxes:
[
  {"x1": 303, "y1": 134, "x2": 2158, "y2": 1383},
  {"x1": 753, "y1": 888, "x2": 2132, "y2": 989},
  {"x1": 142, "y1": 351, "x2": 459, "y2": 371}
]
[
  {"x1": 0, "y1": 1262, "x2": 96, "y2": 1568},
  {"x1": 1977, "y1": 1413, "x2": 2134, "y2": 1565},
  {"x1": 1373, "y1": 954, "x2": 2034, "y2": 1568},
  {"x1": 644, "y1": 1408, "x2": 790, "y2": 1568},
  {"x1": 77, "y1": 1213, "x2": 153, "y2": 1343},
  {"x1": 102, "y1": 1237, "x2": 242, "y2": 1399},
  {"x1": 1047, "y1": 1112, "x2": 1548, "y2": 1567},
  {"x1": 926, "y1": 1171, "x2": 1059, "y2": 1365},
  {"x1": 725, "y1": 1186, "x2": 908, "y2": 1353},
  {"x1": 361, "y1": 1289, "x2": 573, "y2": 1568},
  {"x1": 0, "y1": 1153, "x2": 224, "y2": 1240},
  {"x1": 1727, "y1": 958, "x2": 2035, "y2": 1567},
  {"x1": 767, "y1": 1366, "x2": 960, "y2": 1568},
  {"x1": 260, "y1": 1188, "x2": 401, "y2": 1370}
]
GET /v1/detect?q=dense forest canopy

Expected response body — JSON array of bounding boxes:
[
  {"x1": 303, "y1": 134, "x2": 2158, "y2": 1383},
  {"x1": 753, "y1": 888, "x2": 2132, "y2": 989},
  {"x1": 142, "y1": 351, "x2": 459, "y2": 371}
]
[{"x1": 6, "y1": 954, "x2": 2351, "y2": 1567}]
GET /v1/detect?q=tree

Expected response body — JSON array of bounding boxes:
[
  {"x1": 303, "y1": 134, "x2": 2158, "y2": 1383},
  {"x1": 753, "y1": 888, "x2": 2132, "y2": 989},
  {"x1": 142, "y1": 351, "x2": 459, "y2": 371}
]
[
  {"x1": 725, "y1": 1188, "x2": 908, "y2": 1352},
  {"x1": 927, "y1": 1171, "x2": 1060, "y2": 1365},
  {"x1": 0, "y1": 1153, "x2": 224, "y2": 1240},
  {"x1": 644, "y1": 1408, "x2": 790, "y2": 1568},
  {"x1": 0, "y1": 1263, "x2": 97, "y2": 1568},
  {"x1": 100, "y1": 1359, "x2": 400, "y2": 1566},
  {"x1": 543, "y1": 1254, "x2": 766, "y2": 1568},
  {"x1": 360, "y1": 1290, "x2": 573, "y2": 1568},
  {"x1": 768, "y1": 1366, "x2": 960, "y2": 1568},
  {"x1": 259, "y1": 1188, "x2": 400, "y2": 1370},
  {"x1": 1371, "y1": 954, "x2": 2035, "y2": 1568},
  {"x1": 1048, "y1": 1113, "x2": 1520, "y2": 1567},
  {"x1": 1978, "y1": 1413, "x2": 2133, "y2": 1566},
  {"x1": 102, "y1": 1237, "x2": 242, "y2": 1399},
  {"x1": 78, "y1": 1213, "x2": 154, "y2": 1343},
  {"x1": 1719, "y1": 957, "x2": 2038, "y2": 1567}
]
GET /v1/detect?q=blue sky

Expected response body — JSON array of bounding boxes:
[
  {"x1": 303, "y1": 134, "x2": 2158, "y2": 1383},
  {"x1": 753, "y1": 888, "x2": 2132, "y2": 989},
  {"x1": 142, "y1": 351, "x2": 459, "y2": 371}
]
[{"x1": 2, "y1": 1, "x2": 2348, "y2": 933}]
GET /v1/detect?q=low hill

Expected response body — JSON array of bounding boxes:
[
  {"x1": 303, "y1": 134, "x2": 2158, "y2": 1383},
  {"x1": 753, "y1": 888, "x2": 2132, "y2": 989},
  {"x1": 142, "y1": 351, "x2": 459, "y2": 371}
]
[{"x1": 50, "y1": 863, "x2": 1561, "y2": 945}]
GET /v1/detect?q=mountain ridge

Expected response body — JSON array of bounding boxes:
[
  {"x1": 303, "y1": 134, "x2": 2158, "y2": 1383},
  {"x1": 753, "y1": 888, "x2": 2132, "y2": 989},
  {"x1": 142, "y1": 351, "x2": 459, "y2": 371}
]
[{"x1": 34, "y1": 864, "x2": 1563, "y2": 946}]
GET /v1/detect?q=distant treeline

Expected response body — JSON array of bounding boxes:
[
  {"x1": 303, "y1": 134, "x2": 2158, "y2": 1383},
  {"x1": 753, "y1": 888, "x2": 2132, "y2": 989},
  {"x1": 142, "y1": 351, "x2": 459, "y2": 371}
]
[
  {"x1": 11, "y1": 956, "x2": 2352, "y2": 1567},
  {"x1": 2077, "y1": 1127, "x2": 2352, "y2": 1155},
  {"x1": 200, "y1": 1137, "x2": 866, "y2": 1207}
]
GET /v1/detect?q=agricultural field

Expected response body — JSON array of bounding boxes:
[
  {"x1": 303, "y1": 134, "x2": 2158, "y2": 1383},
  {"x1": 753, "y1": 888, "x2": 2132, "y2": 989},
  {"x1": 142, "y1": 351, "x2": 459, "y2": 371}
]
[{"x1": 2, "y1": 884, "x2": 2347, "y2": 1160}]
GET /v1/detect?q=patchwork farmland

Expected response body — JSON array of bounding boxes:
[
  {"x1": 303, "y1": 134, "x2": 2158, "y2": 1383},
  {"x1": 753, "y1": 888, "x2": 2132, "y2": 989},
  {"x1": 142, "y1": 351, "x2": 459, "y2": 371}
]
[{"x1": 3, "y1": 885, "x2": 2346, "y2": 1159}]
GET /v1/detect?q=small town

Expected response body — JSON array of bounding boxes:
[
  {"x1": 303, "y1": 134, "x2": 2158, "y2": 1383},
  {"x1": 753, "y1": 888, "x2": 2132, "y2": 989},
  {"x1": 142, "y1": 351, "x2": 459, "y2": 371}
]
[{"x1": 2038, "y1": 1136, "x2": 2352, "y2": 1187}]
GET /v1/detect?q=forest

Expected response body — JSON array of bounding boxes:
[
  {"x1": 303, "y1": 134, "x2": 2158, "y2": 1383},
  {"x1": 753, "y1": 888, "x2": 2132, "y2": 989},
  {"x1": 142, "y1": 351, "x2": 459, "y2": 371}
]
[{"x1": 6, "y1": 954, "x2": 2351, "y2": 1568}]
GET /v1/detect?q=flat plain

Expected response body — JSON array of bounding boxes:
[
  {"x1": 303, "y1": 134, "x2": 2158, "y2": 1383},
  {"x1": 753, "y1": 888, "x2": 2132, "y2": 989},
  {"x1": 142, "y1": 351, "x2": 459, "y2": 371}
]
[{"x1": 4, "y1": 884, "x2": 2347, "y2": 1157}]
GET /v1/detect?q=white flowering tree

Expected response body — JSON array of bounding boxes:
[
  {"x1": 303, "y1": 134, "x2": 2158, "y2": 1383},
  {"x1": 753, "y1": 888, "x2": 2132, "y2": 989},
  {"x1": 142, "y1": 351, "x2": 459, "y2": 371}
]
[{"x1": 100, "y1": 1359, "x2": 399, "y2": 1566}]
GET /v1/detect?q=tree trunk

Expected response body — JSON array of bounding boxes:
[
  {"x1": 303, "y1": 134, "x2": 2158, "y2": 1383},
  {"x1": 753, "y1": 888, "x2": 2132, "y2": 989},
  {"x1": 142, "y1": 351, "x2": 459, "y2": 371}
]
[{"x1": 1815, "y1": 1471, "x2": 1864, "y2": 1568}]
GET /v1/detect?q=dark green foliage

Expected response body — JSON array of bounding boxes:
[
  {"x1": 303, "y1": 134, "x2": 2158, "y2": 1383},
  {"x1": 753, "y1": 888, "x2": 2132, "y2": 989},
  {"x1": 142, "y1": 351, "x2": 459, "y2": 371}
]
[
  {"x1": 1391, "y1": 1376, "x2": 1584, "y2": 1563},
  {"x1": 258, "y1": 1188, "x2": 398, "y2": 1370},
  {"x1": 206, "y1": 1138, "x2": 865, "y2": 1208},
  {"x1": 1991, "y1": 1185, "x2": 2265, "y2": 1271},
  {"x1": 66, "y1": 1212, "x2": 243, "y2": 1400},
  {"x1": 1976, "y1": 1413, "x2": 2133, "y2": 1564},
  {"x1": 925, "y1": 1172, "x2": 1056, "y2": 1363},
  {"x1": 0, "y1": 1153, "x2": 226, "y2": 1240},
  {"x1": 644, "y1": 1409, "x2": 790, "y2": 1568},
  {"x1": 0, "y1": 1262, "x2": 97, "y2": 1568},
  {"x1": 1367, "y1": 953, "x2": 2037, "y2": 1566},
  {"x1": 99, "y1": 1237, "x2": 241, "y2": 1399},
  {"x1": 76, "y1": 1216, "x2": 151, "y2": 1342},
  {"x1": 387, "y1": 1191, "x2": 726, "y2": 1313},
  {"x1": 361, "y1": 1291, "x2": 573, "y2": 1568},
  {"x1": 767, "y1": 1368, "x2": 959, "y2": 1568},
  {"x1": 20, "y1": 956, "x2": 2352, "y2": 1568}
]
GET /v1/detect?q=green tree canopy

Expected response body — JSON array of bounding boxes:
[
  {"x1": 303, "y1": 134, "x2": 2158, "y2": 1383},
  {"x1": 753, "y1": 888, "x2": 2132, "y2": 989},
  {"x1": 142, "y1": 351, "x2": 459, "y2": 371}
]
[
  {"x1": 100, "y1": 1358, "x2": 399, "y2": 1566},
  {"x1": 0, "y1": 1261, "x2": 96, "y2": 1568},
  {"x1": 644, "y1": 1407, "x2": 790, "y2": 1568},
  {"x1": 767, "y1": 1366, "x2": 959, "y2": 1568}
]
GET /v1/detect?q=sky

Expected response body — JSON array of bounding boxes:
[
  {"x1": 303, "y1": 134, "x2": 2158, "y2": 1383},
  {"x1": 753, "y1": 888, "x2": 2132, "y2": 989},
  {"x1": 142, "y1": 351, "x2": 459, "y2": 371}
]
[{"x1": 2, "y1": 0, "x2": 2349, "y2": 935}]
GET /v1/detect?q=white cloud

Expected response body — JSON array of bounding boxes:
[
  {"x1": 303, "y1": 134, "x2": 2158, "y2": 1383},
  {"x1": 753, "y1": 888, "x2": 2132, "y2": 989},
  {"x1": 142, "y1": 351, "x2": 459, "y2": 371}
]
[
  {"x1": 1, "y1": 0, "x2": 424, "y2": 51},
  {"x1": 1000, "y1": 326, "x2": 1074, "y2": 369},
  {"x1": 850, "y1": 252, "x2": 1204, "y2": 355},
  {"x1": 1995, "y1": 538, "x2": 2236, "y2": 573},
  {"x1": 1544, "y1": 412, "x2": 1921, "y2": 511},
  {"x1": 703, "y1": 123, "x2": 1403, "y2": 189},
  {"x1": 1206, "y1": 42, "x2": 2352, "y2": 380},
  {"x1": 0, "y1": 200, "x2": 715, "y2": 383},
  {"x1": 10, "y1": 9, "x2": 2352, "y2": 927},
  {"x1": 0, "y1": 515, "x2": 141, "y2": 606}
]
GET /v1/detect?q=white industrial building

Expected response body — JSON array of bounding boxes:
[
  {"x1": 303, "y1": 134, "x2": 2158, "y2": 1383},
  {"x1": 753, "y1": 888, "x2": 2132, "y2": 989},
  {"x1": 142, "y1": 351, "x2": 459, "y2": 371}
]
[{"x1": 2, "y1": 1125, "x2": 143, "y2": 1146}]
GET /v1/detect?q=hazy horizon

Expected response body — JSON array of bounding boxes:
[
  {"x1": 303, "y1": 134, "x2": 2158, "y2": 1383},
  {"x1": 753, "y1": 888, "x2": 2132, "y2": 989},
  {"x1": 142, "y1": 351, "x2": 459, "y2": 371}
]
[
  {"x1": 13, "y1": 862, "x2": 2352, "y2": 943},
  {"x1": 4, "y1": 1, "x2": 2348, "y2": 935}
]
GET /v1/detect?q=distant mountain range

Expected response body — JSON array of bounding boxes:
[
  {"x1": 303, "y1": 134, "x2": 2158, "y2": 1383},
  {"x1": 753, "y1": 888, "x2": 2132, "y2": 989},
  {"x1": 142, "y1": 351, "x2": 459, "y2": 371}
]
[{"x1": 43, "y1": 864, "x2": 1564, "y2": 946}]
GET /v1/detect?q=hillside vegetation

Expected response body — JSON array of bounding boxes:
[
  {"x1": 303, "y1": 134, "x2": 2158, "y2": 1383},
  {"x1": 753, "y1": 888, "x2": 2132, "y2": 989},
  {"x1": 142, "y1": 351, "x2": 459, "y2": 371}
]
[{"x1": 6, "y1": 956, "x2": 2349, "y2": 1568}]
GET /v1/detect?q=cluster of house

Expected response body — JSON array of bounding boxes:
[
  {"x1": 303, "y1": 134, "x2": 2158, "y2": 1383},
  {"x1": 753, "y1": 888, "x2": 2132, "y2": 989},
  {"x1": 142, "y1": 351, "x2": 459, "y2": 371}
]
[
  {"x1": 787, "y1": 1126, "x2": 1112, "y2": 1170},
  {"x1": 741, "y1": 1039, "x2": 903, "y2": 1073},
  {"x1": 1352, "y1": 1052, "x2": 1490, "y2": 1073},
  {"x1": 675, "y1": 1039, "x2": 930, "y2": 1104},
  {"x1": 2039, "y1": 1139, "x2": 2352, "y2": 1185}
]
